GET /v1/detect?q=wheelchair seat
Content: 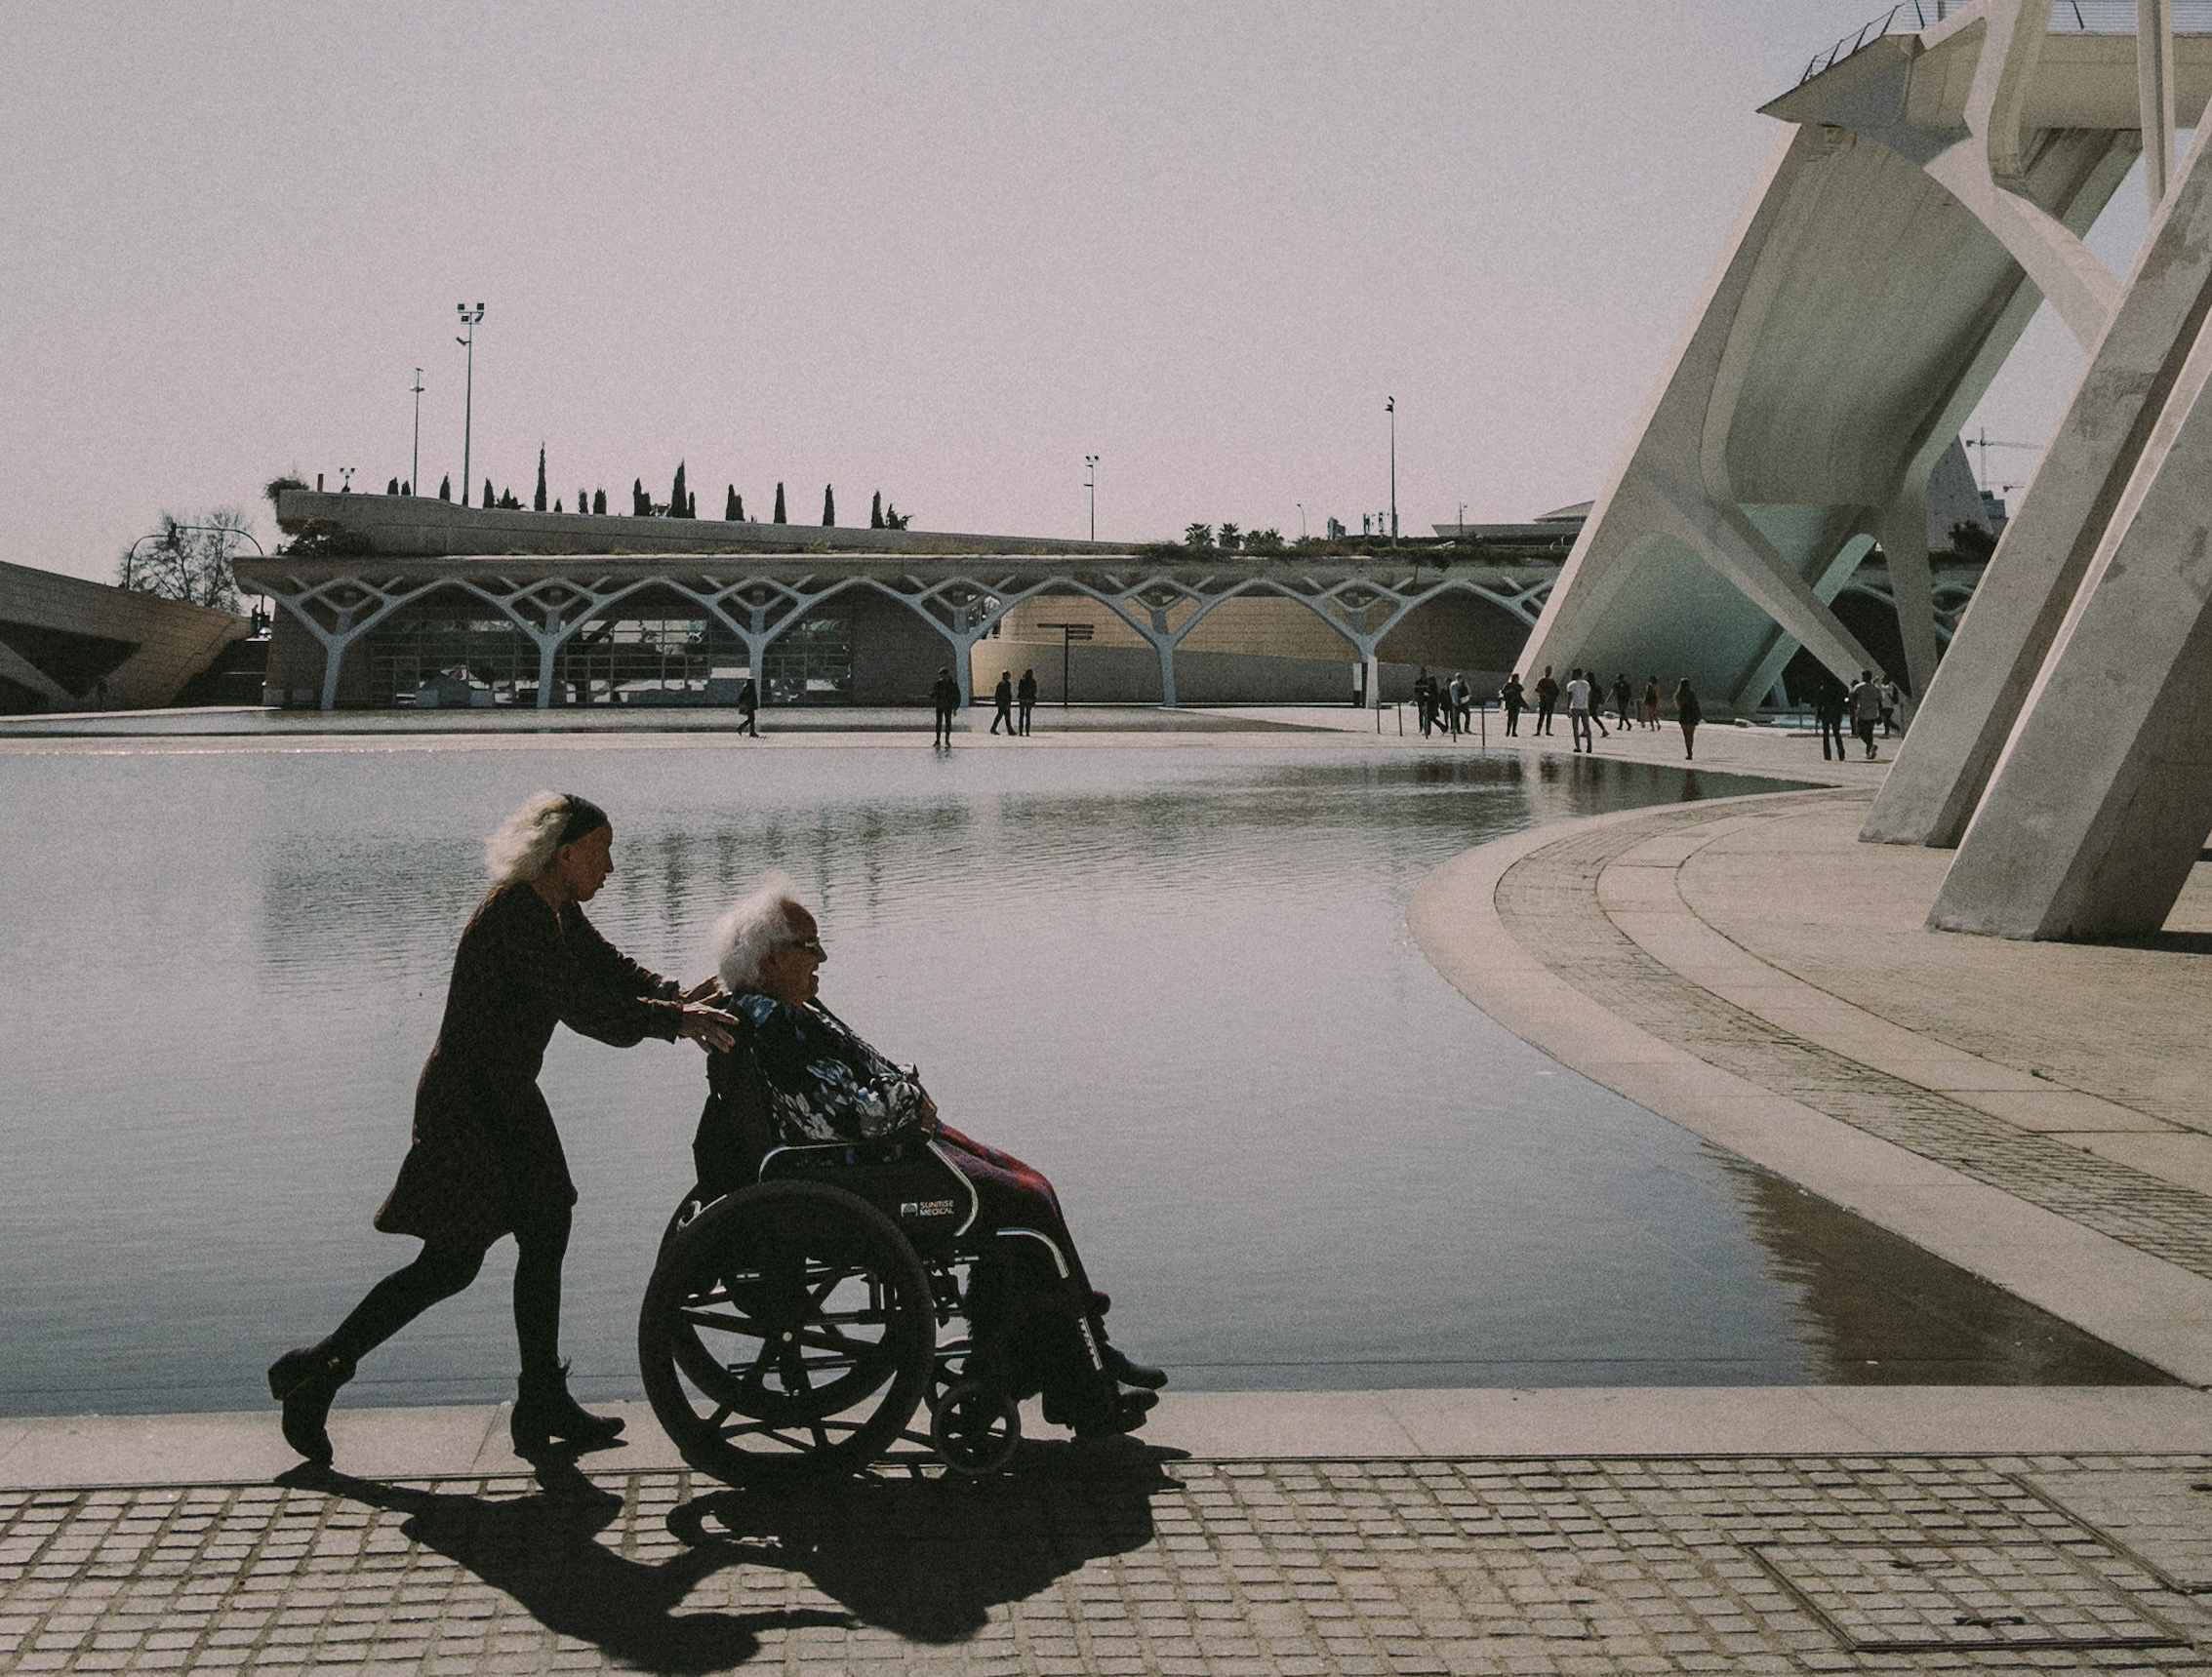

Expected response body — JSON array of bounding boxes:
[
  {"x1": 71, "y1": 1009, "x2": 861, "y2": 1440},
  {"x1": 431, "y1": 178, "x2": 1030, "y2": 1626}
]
[{"x1": 756, "y1": 1131, "x2": 980, "y2": 1249}]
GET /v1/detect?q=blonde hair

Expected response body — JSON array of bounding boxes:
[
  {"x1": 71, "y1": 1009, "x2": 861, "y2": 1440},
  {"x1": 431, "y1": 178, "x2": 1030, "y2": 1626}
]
[
  {"x1": 711, "y1": 870, "x2": 807, "y2": 991},
  {"x1": 485, "y1": 791, "x2": 575, "y2": 887}
]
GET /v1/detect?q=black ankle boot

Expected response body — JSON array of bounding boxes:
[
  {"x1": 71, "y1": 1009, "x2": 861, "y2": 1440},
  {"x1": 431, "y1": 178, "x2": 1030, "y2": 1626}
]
[
  {"x1": 510, "y1": 1362, "x2": 624, "y2": 1455},
  {"x1": 267, "y1": 1344, "x2": 354, "y2": 1466},
  {"x1": 1101, "y1": 1342, "x2": 1168, "y2": 1390}
]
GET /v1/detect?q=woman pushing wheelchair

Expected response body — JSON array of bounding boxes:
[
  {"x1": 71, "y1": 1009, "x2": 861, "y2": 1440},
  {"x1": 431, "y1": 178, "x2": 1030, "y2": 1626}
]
[{"x1": 691, "y1": 874, "x2": 1166, "y2": 1442}]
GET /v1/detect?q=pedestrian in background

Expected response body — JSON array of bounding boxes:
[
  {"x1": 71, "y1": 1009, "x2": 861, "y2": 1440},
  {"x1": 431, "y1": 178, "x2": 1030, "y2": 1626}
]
[
  {"x1": 930, "y1": 667, "x2": 959, "y2": 747},
  {"x1": 1566, "y1": 668, "x2": 1594, "y2": 753},
  {"x1": 1847, "y1": 669, "x2": 1882, "y2": 760},
  {"x1": 1448, "y1": 672, "x2": 1471, "y2": 739},
  {"x1": 736, "y1": 676, "x2": 759, "y2": 739},
  {"x1": 1642, "y1": 675, "x2": 1662, "y2": 729},
  {"x1": 1502, "y1": 672, "x2": 1526, "y2": 737},
  {"x1": 1534, "y1": 666, "x2": 1559, "y2": 736},
  {"x1": 1674, "y1": 679, "x2": 1703, "y2": 760},
  {"x1": 1612, "y1": 672, "x2": 1633, "y2": 732},
  {"x1": 1017, "y1": 667, "x2": 1037, "y2": 736},
  {"x1": 1814, "y1": 678, "x2": 1846, "y2": 762},
  {"x1": 1878, "y1": 675, "x2": 1902, "y2": 737},
  {"x1": 990, "y1": 670, "x2": 1016, "y2": 736}
]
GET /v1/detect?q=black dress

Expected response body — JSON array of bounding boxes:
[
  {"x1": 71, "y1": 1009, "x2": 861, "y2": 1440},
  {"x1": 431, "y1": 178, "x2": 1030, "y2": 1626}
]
[{"x1": 375, "y1": 882, "x2": 681, "y2": 1245}]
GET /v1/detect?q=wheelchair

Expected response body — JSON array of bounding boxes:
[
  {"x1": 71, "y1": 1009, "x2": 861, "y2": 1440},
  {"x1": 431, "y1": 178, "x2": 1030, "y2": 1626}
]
[{"x1": 637, "y1": 1131, "x2": 1093, "y2": 1481}]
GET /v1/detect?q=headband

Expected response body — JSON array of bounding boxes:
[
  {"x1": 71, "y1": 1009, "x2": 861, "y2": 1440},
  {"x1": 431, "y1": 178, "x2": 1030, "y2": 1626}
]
[{"x1": 555, "y1": 794, "x2": 610, "y2": 848}]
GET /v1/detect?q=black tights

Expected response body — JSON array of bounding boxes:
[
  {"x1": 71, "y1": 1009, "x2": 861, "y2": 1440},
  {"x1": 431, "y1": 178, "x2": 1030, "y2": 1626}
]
[{"x1": 325, "y1": 1206, "x2": 572, "y2": 1377}]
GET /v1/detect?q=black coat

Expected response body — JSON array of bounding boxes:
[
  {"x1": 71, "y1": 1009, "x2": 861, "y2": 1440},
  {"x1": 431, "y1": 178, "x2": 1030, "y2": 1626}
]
[{"x1": 375, "y1": 882, "x2": 680, "y2": 1244}]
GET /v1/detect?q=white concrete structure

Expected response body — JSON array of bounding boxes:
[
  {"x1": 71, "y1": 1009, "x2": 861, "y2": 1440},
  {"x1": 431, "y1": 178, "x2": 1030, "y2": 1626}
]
[
  {"x1": 0, "y1": 558, "x2": 249, "y2": 713},
  {"x1": 1518, "y1": 1, "x2": 2212, "y2": 719}
]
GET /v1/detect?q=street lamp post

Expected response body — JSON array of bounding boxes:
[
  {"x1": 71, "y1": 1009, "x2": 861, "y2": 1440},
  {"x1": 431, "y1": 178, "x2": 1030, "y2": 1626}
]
[
  {"x1": 456, "y1": 303, "x2": 485, "y2": 505},
  {"x1": 1296, "y1": 501, "x2": 1306, "y2": 539},
  {"x1": 1386, "y1": 396, "x2": 1397, "y2": 542},
  {"x1": 410, "y1": 368, "x2": 424, "y2": 496},
  {"x1": 1085, "y1": 456, "x2": 1099, "y2": 540}
]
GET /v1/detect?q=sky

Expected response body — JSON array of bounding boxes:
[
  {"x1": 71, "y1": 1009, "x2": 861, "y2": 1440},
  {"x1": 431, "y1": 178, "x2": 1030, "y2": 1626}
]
[{"x1": 1, "y1": 1, "x2": 2158, "y2": 582}]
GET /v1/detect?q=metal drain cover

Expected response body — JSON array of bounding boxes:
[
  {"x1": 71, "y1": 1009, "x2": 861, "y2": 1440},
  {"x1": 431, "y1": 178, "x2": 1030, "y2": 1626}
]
[
  {"x1": 1746, "y1": 1540, "x2": 2183, "y2": 1652},
  {"x1": 2024, "y1": 1468, "x2": 2212, "y2": 1593}
]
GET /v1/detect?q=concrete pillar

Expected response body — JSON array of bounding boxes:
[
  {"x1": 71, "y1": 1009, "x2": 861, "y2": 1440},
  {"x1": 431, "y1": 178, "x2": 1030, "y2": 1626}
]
[
  {"x1": 1865, "y1": 121, "x2": 2212, "y2": 847},
  {"x1": 1877, "y1": 492, "x2": 1941, "y2": 704},
  {"x1": 2141, "y1": 0, "x2": 2178, "y2": 207},
  {"x1": 1928, "y1": 298, "x2": 2212, "y2": 938}
]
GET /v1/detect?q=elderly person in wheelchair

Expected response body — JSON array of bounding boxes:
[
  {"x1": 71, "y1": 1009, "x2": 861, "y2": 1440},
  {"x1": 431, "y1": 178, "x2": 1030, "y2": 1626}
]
[{"x1": 656, "y1": 873, "x2": 1163, "y2": 1472}]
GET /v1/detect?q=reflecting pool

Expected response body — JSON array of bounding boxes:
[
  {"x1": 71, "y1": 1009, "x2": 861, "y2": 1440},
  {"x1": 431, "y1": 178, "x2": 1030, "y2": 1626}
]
[{"x1": 0, "y1": 739, "x2": 2159, "y2": 1415}]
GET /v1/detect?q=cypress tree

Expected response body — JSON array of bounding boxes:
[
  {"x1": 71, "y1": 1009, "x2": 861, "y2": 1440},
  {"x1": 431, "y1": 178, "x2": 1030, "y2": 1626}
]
[
  {"x1": 632, "y1": 478, "x2": 647, "y2": 516},
  {"x1": 725, "y1": 485, "x2": 740, "y2": 521},
  {"x1": 578, "y1": 487, "x2": 588, "y2": 515},
  {"x1": 870, "y1": 491, "x2": 883, "y2": 529},
  {"x1": 593, "y1": 487, "x2": 606, "y2": 515},
  {"x1": 773, "y1": 482, "x2": 785, "y2": 523},
  {"x1": 823, "y1": 484, "x2": 835, "y2": 526},
  {"x1": 438, "y1": 474, "x2": 451, "y2": 500},
  {"x1": 386, "y1": 477, "x2": 400, "y2": 495},
  {"x1": 687, "y1": 490, "x2": 697, "y2": 518},
  {"x1": 533, "y1": 445, "x2": 547, "y2": 512},
  {"x1": 736, "y1": 494, "x2": 745, "y2": 520},
  {"x1": 670, "y1": 461, "x2": 688, "y2": 519},
  {"x1": 554, "y1": 498, "x2": 563, "y2": 513},
  {"x1": 402, "y1": 481, "x2": 412, "y2": 497}
]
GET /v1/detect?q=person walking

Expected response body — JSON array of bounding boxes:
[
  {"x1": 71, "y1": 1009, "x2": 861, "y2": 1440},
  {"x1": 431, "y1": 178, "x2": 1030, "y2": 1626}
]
[
  {"x1": 1642, "y1": 675, "x2": 1662, "y2": 730},
  {"x1": 989, "y1": 670, "x2": 1016, "y2": 736},
  {"x1": 1847, "y1": 669, "x2": 1882, "y2": 760},
  {"x1": 735, "y1": 676, "x2": 759, "y2": 739},
  {"x1": 1501, "y1": 671, "x2": 1526, "y2": 738},
  {"x1": 1017, "y1": 667, "x2": 1037, "y2": 736},
  {"x1": 1878, "y1": 674, "x2": 1903, "y2": 737},
  {"x1": 264, "y1": 793, "x2": 742, "y2": 1466},
  {"x1": 1612, "y1": 672, "x2": 1633, "y2": 732},
  {"x1": 1565, "y1": 667, "x2": 1594, "y2": 753},
  {"x1": 1447, "y1": 672, "x2": 1471, "y2": 739},
  {"x1": 1412, "y1": 668, "x2": 1435, "y2": 737},
  {"x1": 930, "y1": 667, "x2": 960, "y2": 747},
  {"x1": 1534, "y1": 666, "x2": 1559, "y2": 736},
  {"x1": 1674, "y1": 679, "x2": 1703, "y2": 760},
  {"x1": 1814, "y1": 677, "x2": 1846, "y2": 762}
]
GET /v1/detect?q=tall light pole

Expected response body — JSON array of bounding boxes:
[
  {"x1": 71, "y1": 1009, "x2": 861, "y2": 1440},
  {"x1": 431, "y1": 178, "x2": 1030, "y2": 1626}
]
[
  {"x1": 1085, "y1": 455, "x2": 1099, "y2": 540},
  {"x1": 456, "y1": 302, "x2": 485, "y2": 505},
  {"x1": 410, "y1": 368, "x2": 424, "y2": 496},
  {"x1": 1296, "y1": 501, "x2": 1306, "y2": 539},
  {"x1": 1386, "y1": 396, "x2": 1397, "y2": 541}
]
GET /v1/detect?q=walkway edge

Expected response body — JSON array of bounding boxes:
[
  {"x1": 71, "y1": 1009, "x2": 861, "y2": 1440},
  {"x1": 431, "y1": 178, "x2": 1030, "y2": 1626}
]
[{"x1": 1409, "y1": 791, "x2": 2212, "y2": 1388}]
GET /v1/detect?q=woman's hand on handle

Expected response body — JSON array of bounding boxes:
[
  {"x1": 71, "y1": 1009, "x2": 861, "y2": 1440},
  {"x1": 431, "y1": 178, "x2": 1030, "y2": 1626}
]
[
  {"x1": 676, "y1": 1003, "x2": 744, "y2": 1054},
  {"x1": 679, "y1": 976, "x2": 725, "y2": 1004}
]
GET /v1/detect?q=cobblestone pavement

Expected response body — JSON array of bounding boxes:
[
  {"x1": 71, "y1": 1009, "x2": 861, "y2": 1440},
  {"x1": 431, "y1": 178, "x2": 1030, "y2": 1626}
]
[
  {"x1": 11, "y1": 1454, "x2": 2212, "y2": 1675},
  {"x1": 1493, "y1": 800, "x2": 2212, "y2": 1284}
]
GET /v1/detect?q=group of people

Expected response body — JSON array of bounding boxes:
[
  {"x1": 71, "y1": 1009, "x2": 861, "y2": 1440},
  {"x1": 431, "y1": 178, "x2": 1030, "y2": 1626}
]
[
  {"x1": 1411, "y1": 669, "x2": 1474, "y2": 738},
  {"x1": 268, "y1": 791, "x2": 1162, "y2": 1467},
  {"x1": 1495, "y1": 666, "x2": 1701, "y2": 757},
  {"x1": 927, "y1": 666, "x2": 1041, "y2": 746},
  {"x1": 1811, "y1": 670, "x2": 1903, "y2": 761}
]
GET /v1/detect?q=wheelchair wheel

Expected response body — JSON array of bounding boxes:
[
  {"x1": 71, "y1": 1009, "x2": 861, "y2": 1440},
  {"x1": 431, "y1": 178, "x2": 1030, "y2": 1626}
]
[
  {"x1": 929, "y1": 1378, "x2": 1022, "y2": 1476},
  {"x1": 639, "y1": 1179, "x2": 936, "y2": 1480}
]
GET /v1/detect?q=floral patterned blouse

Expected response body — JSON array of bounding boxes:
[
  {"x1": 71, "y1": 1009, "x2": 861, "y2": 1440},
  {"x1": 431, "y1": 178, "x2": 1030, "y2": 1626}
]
[{"x1": 726, "y1": 991, "x2": 929, "y2": 1143}]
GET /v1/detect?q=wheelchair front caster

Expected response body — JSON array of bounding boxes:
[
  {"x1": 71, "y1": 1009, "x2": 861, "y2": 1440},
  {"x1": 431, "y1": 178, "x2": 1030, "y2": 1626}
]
[{"x1": 929, "y1": 1379, "x2": 1021, "y2": 1476}]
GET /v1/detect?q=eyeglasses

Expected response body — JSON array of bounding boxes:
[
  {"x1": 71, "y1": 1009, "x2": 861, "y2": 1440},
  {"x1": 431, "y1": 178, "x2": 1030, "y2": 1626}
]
[{"x1": 776, "y1": 937, "x2": 825, "y2": 957}]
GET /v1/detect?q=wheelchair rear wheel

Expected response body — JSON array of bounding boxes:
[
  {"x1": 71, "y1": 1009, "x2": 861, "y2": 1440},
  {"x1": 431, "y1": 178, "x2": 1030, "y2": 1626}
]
[{"x1": 639, "y1": 1179, "x2": 936, "y2": 1480}]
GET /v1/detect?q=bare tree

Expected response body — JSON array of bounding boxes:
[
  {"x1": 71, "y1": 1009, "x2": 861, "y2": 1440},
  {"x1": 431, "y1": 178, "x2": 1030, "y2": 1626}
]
[{"x1": 118, "y1": 509, "x2": 255, "y2": 612}]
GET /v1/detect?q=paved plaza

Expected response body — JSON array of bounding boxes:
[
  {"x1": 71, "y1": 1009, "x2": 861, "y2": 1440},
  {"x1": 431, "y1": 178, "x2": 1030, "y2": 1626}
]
[{"x1": 7, "y1": 715, "x2": 2212, "y2": 1672}]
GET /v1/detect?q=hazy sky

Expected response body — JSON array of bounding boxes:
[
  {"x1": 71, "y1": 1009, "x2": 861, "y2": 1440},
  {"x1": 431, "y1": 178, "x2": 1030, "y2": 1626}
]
[{"x1": 3, "y1": 2, "x2": 2155, "y2": 581}]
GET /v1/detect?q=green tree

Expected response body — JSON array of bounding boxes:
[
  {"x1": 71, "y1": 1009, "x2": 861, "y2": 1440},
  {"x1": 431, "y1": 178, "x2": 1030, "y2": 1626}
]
[
  {"x1": 1246, "y1": 527, "x2": 1285, "y2": 554},
  {"x1": 823, "y1": 484, "x2": 835, "y2": 526},
  {"x1": 883, "y1": 500, "x2": 909, "y2": 530},
  {"x1": 592, "y1": 487, "x2": 606, "y2": 515},
  {"x1": 632, "y1": 478, "x2": 648, "y2": 516},
  {"x1": 870, "y1": 491, "x2": 883, "y2": 529},
  {"x1": 483, "y1": 477, "x2": 495, "y2": 510},
  {"x1": 578, "y1": 486, "x2": 587, "y2": 514},
  {"x1": 670, "y1": 460, "x2": 689, "y2": 519},
  {"x1": 1218, "y1": 522, "x2": 1242, "y2": 550},
  {"x1": 773, "y1": 482, "x2": 786, "y2": 523},
  {"x1": 1184, "y1": 523, "x2": 1214, "y2": 549},
  {"x1": 533, "y1": 445, "x2": 547, "y2": 512},
  {"x1": 725, "y1": 484, "x2": 740, "y2": 521},
  {"x1": 438, "y1": 474, "x2": 451, "y2": 500},
  {"x1": 385, "y1": 477, "x2": 399, "y2": 495}
]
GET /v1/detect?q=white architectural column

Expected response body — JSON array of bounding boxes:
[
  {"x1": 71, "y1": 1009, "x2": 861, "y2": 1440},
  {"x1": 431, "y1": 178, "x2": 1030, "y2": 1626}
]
[
  {"x1": 1878, "y1": 489, "x2": 1941, "y2": 704},
  {"x1": 2142, "y1": 0, "x2": 2179, "y2": 205},
  {"x1": 1929, "y1": 297, "x2": 2212, "y2": 938},
  {"x1": 1866, "y1": 122, "x2": 2212, "y2": 846}
]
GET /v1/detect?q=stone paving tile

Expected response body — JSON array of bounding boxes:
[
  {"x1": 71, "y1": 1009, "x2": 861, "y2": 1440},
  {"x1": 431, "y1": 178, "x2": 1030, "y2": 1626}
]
[
  {"x1": 4, "y1": 1458, "x2": 2212, "y2": 1674},
  {"x1": 1494, "y1": 805, "x2": 2212, "y2": 1283}
]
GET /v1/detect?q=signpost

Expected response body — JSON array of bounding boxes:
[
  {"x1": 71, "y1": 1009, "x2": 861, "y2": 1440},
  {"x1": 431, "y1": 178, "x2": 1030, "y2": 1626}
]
[{"x1": 1036, "y1": 621, "x2": 1094, "y2": 708}]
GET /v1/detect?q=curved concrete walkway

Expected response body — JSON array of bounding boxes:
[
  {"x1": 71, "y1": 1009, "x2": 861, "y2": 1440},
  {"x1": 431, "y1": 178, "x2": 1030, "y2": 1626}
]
[{"x1": 1412, "y1": 787, "x2": 2212, "y2": 1387}]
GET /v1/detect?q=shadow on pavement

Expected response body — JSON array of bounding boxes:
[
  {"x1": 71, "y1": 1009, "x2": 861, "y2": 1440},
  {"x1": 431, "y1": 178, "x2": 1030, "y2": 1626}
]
[{"x1": 294, "y1": 1438, "x2": 1180, "y2": 1668}]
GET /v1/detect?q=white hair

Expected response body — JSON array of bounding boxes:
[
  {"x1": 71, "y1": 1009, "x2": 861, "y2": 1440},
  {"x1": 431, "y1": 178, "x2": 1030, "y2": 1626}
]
[
  {"x1": 484, "y1": 791, "x2": 573, "y2": 888},
  {"x1": 712, "y1": 870, "x2": 809, "y2": 991}
]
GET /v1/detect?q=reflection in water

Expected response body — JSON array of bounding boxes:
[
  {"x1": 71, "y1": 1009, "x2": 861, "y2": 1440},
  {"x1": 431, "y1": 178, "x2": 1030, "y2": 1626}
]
[
  {"x1": 0, "y1": 741, "x2": 2158, "y2": 1415},
  {"x1": 1723, "y1": 1160, "x2": 2165, "y2": 1383}
]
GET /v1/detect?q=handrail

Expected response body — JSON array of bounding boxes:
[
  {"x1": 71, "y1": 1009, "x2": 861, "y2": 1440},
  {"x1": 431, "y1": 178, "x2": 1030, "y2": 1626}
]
[{"x1": 1803, "y1": 0, "x2": 2212, "y2": 83}]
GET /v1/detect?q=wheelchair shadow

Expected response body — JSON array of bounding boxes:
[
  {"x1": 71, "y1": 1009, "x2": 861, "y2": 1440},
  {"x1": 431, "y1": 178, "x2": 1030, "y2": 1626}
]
[
  {"x1": 289, "y1": 1457, "x2": 854, "y2": 1674},
  {"x1": 670, "y1": 1438, "x2": 1186, "y2": 1645}
]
